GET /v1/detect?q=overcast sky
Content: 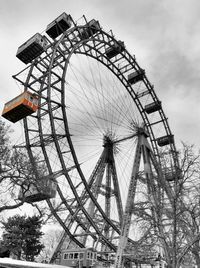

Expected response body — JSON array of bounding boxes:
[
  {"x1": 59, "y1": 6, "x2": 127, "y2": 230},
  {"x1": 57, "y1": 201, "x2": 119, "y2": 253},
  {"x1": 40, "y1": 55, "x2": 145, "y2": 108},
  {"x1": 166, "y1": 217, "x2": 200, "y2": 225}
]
[{"x1": 0, "y1": 0, "x2": 200, "y2": 149}]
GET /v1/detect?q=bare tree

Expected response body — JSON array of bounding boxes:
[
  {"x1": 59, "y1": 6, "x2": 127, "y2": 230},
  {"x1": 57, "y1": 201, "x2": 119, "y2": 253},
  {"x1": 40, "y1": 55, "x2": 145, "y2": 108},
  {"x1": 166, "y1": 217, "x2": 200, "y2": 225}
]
[
  {"x1": 36, "y1": 227, "x2": 62, "y2": 263},
  {"x1": 0, "y1": 119, "x2": 47, "y2": 218},
  {"x1": 130, "y1": 143, "x2": 200, "y2": 268},
  {"x1": 175, "y1": 143, "x2": 200, "y2": 268},
  {"x1": 0, "y1": 119, "x2": 26, "y2": 213}
]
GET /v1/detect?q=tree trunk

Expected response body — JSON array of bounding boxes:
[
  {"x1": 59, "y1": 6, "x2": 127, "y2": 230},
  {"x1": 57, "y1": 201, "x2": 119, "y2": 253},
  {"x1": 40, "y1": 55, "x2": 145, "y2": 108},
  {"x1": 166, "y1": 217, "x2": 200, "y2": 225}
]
[{"x1": 16, "y1": 250, "x2": 21, "y2": 260}]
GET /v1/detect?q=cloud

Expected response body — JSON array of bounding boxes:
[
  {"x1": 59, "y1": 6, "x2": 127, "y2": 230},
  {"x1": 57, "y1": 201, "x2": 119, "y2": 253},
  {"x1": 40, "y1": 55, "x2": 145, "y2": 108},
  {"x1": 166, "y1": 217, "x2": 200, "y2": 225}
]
[{"x1": 0, "y1": 0, "x2": 199, "y2": 147}]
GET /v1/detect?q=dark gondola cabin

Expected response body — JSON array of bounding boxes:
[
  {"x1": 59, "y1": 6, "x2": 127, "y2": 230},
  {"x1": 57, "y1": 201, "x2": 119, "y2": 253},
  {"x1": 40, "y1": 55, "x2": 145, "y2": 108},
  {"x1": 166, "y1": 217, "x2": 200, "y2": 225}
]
[
  {"x1": 127, "y1": 69, "x2": 145, "y2": 85},
  {"x1": 16, "y1": 33, "x2": 48, "y2": 64},
  {"x1": 163, "y1": 166, "x2": 182, "y2": 181},
  {"x1": 46, "y1": 12, "x2": 72, "y2": 39},
  {"x1": 18, "y1": 176, "x2": 57, "y2": 203},
  {"x1": 105, "y1": 40, "x2": 125, "y2": 59},
  {"x1": 157, "y1": 134, "x2": 174, "y2": 147},
  {"x1": 79, "y1": 19, "x2": 100, "y2": 40},
  {"x1": 144, "y1": 101, "x2": 162, "y2": 114},
  {"x1": 2, "y1": 91, "x2": 38, "y2": 123}
]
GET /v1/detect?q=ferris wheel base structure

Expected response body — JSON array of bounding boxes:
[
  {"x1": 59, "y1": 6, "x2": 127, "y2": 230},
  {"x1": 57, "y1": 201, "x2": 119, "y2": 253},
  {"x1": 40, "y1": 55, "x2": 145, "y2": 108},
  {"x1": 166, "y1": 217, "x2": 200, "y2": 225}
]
[{"x1": 1, "y1": 12, "x2": 179, "y2": 268}]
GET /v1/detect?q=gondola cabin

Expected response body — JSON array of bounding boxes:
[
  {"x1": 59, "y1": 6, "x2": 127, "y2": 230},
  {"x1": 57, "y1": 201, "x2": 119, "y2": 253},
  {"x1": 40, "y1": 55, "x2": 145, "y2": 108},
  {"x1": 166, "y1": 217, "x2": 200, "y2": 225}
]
[
  {"x1": 105, "y1": 40, "x2": 125, "y2": 59},
  {"x1": 157, "y1": 134, "x2": 174, "y2": 147},
  {"x1": 16, "y1": 33, "x2": 48, "y2": 64},
  {"x1": 163, "y1": 166, "x2": 182, "y2": 181},
  {"x1": 79, "y1": 19, "x2": 100, "y2": 40},
  {"x1": 144, "y1": 101, "x2": 162, "y2": 114},
  {"x1": 127, "y1": 69, "x2": 145, "y2": 85},
  {"x1": 2, "y1": 91, "x2": 38, "y2": 123},
  {"x1": 60, "y1": 248, "x2": 97, "y2": 268},
  {"x1": 18, "y1": 175, "x2": 57, "y2": 203},
  {"x1": 46, "y1": 12, "x2": 72, "y2": 39}
]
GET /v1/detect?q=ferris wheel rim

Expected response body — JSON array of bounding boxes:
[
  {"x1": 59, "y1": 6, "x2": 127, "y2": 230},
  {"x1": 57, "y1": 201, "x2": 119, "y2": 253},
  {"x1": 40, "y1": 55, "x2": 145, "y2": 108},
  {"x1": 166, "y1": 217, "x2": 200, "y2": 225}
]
[{"x1": 15, "y1": 16, "x2": 179, "y2": 251}]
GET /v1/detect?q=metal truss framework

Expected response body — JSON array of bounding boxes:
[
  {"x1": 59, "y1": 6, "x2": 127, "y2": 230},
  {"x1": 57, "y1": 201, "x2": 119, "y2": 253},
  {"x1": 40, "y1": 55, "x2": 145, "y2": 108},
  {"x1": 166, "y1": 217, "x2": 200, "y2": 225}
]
[{"x1": 12, "y1": 14, "x2": 180, "y2": 266}]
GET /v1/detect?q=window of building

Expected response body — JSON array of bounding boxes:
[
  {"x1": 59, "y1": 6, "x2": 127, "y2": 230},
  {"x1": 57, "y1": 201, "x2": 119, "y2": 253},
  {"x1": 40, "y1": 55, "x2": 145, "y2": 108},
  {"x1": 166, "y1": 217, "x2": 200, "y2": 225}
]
[
  {"x1": 63, "y1": 253, "x2": 68, "y2": 260},
  {"x1": 69, "y1": 253, "x2": 73, "y2": 259},
  {"x1": 74, "y1": 253, "x2": 79, "y2": 259}
]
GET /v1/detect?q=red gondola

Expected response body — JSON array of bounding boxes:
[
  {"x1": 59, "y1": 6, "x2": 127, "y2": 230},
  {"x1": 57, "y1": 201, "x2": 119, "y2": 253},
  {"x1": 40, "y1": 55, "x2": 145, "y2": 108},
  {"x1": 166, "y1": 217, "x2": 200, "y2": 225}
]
[{"x1": 2, "y1": 91, "x2": 38, "y2": 123}]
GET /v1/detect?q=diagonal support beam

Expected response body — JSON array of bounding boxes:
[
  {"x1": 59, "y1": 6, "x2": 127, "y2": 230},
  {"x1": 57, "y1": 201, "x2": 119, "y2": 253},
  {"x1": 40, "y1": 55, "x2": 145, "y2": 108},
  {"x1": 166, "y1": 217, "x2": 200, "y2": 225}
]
[{"x1": 114, "y1": 135, "x2": 143, "y2": 268}]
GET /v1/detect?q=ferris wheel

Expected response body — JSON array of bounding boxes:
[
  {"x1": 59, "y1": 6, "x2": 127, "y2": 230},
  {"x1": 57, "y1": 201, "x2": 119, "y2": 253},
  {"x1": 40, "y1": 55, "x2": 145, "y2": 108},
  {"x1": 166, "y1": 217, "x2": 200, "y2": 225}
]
[{"x1": 2, "y1": 13, "x2": 180, "y2": 266}]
